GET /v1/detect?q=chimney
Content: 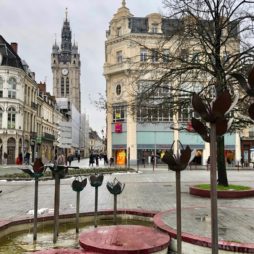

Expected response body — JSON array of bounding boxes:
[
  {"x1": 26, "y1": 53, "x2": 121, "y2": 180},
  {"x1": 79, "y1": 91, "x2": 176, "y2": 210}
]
[{"x1": 10, "y1": 42, "x2": 18, "y2": 54}]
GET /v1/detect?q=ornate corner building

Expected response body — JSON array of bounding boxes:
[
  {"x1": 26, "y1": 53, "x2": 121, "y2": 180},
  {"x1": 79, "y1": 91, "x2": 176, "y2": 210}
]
[{"x1": 104, "y1": 1, "x2": 240, "y2": 166}]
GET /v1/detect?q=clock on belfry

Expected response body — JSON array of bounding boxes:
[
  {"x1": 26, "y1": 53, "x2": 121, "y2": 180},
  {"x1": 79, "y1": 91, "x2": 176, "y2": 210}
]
[{"x1": 62, "y1": 68, "x2": 69, "y2": 75}]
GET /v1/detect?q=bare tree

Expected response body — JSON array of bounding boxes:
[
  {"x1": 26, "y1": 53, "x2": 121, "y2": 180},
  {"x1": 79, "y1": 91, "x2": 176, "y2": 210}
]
[{"x1": 127, "y1": 0, "x2": 254, "y2": 186}]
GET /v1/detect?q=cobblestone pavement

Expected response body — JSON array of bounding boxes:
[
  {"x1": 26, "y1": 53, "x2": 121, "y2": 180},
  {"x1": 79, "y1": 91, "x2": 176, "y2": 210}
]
[{"x1": 0, "y1": 158, "x2": 254, "y2": 243}]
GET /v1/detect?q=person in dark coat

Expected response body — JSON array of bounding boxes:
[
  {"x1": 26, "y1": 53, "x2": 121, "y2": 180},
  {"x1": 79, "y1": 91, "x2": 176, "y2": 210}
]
[
  {"x1": 89, "y1": 153, "x2": 94, "y2": 167},
  {"x1": 67, "y1": 154, "x2": 73, "y2": 166}
]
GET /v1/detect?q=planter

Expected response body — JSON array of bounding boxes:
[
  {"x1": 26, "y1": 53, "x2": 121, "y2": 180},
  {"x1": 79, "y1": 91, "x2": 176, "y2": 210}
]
[{"x1": 189, "y1": 185, "x2": 254, "y2": 198}]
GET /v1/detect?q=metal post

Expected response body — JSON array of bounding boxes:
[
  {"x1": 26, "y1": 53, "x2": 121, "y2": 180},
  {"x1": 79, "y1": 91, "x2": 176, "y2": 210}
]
[
  {"x1": 75, "y1": 191, "x2": 80, "y2": 233},
  {"x1": 53, "y1": 173, "x2": 60, "y2": 243},
  {"x1": 113, "y1": 194, "x2": 117, "y2": 225},
  {"x1": 94, "y1": 186, "x2": 98, "y2": 228},
  {"x1": 210, "y1": 123, "x2": 218, "y2": 254},
  {"x1": 175, "y1": 170, "x2": 182, "y2": 254},
  {"x1": 33, "y1": 177, "x2": 39, "y2": 241}
]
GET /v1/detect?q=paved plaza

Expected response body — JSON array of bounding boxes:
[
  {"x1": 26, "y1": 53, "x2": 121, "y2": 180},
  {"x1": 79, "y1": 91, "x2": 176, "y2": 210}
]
[{"x1": 0, "y1": 158, "x2": 254, "y2": 245}]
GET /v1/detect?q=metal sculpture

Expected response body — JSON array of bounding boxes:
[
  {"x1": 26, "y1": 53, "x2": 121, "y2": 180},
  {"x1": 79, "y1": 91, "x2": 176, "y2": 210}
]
[
  {"x1": 162, "y1": 142, "x2": 194, "y2": 254},
  {"x1": 191, "y1": 89, "x2": 235, "y2": 254},
  {"x1": 47, "y1": 163, "x2": 79, "y2": 243},
  {"x1": 106, "y1": 178, "x2": 125, "y2": 225},
  {"x1": 89, "y1": 174, "x2": 104, "y2": 227},
  {"x1": 71, "y1": 176, "x2": 87, "y2": 233},
  {"x1": 21, "y1": 158, "x2": 45, "y2": 241},
  {"x1": 233, "y1": 67, "x2": 254, "y2": 120}
]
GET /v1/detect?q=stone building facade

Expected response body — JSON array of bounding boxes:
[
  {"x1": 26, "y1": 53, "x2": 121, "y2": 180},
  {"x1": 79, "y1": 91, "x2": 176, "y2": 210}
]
[{"x1": 104, "y1": 1, "x2": 241, "y2": 166}]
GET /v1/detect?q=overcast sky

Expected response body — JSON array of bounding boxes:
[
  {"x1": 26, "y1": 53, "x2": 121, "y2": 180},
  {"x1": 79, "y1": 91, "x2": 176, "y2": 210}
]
[{"x1": 0, "y1": 0, "x2": 164, "y2": 136}]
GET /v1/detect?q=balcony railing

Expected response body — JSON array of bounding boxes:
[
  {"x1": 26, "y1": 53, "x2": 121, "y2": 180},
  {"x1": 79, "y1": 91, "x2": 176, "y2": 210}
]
[{"x1": 42, "y1": 132, "x2": 55, "y2": 141}]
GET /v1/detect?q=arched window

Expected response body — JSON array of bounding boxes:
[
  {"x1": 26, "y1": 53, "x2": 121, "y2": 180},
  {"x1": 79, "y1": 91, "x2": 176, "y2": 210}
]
[
  {"x1": 8, "y1": 107, "x2": 16, "y2": 129},
  {"x1": 8, "y1": 77, "x2": 17, "y2": 99},
  {"x1": 0, "y1": 77, "x2": 3, "y2": 98},
  {"x1": 66, "y1": 77, "x2": 69, "y2": 95},
  {"x1": 0, "y1": 107, "x2": 3, "y2": 128},
  {"x1": 61, "y1": 77, "x2": 64, "y2": 96}
]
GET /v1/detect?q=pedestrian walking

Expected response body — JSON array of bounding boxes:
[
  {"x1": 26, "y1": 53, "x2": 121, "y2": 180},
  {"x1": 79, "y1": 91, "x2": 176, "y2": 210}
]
[
  {"x1": 67, "y1": 154, "x2": 73, "y2": 166},
  {"x1": 95, "y1": 154, "x2": 99, "y2": 166},
  {"x1": 3, "y1": 152, "x2": 7, "y2": 165},
  {"x1": 89, "y1": 153, "x2": 94, "y2": 167},
  {"x1": 109, "y1": 157, "x2": 114, "y2": 167}
]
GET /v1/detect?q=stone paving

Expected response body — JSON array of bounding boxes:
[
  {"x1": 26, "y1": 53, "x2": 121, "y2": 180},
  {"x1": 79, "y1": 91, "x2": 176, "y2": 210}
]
[{"x1": 0, "y1": 158, "x2": 254, "y2": 244}]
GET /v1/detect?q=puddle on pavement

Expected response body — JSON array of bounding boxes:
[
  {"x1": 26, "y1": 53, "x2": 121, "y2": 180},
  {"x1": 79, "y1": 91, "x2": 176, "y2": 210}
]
[{"x1": 0, "y1": 218, "x2": 152, "y2": 253}]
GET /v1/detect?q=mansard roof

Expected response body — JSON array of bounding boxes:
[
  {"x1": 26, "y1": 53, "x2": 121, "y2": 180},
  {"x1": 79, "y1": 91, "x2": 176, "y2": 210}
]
[
  {"x1": 0, "y1": 35, "x2": 24, "y2": 70},
  {"x1": 128, "y1": 17, "x2": 239, "y2": 37}
]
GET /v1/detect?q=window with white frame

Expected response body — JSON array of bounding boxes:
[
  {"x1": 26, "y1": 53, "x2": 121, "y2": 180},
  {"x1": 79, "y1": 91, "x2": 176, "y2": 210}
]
[
  {"x1": 140, "y1": 48, "x2": 147, "y2": 62},
  {"x1": 113, "y1": 105, "x2": 126, "y2": 122},
  {"x1": 8, "y1": 107, "x2": 16, "y2": 129},
  {"x1": 116, "y1": 51, "x2": 123, "y2": 63},
  {"x1": 178, "y1": 82, "x2": 202, "y2": 122},
  {"x1": 0, "y1": 77, "x2": 3, "y2": 98},
  {"x1": 151, "y1": 23, "x2": 158, "y2": 33},
  {"x1": 8, "y1": 77, "x2": 16, "y2": 99}
]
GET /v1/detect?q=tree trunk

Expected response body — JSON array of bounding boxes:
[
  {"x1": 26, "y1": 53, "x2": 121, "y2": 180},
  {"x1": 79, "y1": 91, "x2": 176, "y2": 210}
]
[{"x1": 217, "y1": 136, "x2": 229, "y2": 186}]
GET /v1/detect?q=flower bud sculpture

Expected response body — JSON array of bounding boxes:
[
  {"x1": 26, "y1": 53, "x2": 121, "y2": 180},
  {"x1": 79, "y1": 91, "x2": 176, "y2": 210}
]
[
  {"x1": 191, "y1": 89, "x2": 235, "y2": 254},
  {"x1": 21, "y1": 158, "x2": 44, "y2": 241},
  {"x1": 89, "y1": 174, "x2": 104, "y2": 227},
  {"x1": 72, "y1": 176, "x2": 87, "y2": 233},
  {"x1": 46, "y1": 162, "x2": 79, "y2": 243},
  {"x1": 232, "y1": 67, "x2": 254, "y2": 120},
  {"x1": 106, "y1": 178, "x2": 125, "y2": 224},
  {"x1": 162, "y1": 142, "x2": 194, "y2": 254}
]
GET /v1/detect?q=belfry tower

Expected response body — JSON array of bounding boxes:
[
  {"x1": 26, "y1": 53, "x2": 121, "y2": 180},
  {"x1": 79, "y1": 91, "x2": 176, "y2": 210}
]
[{"x1": 51, "y1": 9, "x2": 81, "y2": 112}]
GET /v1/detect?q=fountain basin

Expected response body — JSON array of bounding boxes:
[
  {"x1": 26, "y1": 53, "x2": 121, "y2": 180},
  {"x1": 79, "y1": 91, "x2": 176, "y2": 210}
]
[
  {"x1": 79, "y1": 225, "x2": 170, "y2": 254},
  {"x1": 0, "y1": 210, "x2": 160, "y2": 253}
]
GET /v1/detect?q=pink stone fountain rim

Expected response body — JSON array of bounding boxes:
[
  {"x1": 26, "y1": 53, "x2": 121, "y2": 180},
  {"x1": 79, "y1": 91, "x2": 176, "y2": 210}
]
[{"x1": 79, "y1": 225, "x2": 170, "y2": 254}]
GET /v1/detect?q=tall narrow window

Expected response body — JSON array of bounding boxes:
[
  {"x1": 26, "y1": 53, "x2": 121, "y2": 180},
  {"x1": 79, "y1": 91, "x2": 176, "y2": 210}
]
[
  {"x1": 0, "y1": 107, "x2": 3, "y2": 128},
  {"x1": 0, "y1": 77, "x2": 3, "y2": 98},
  {"x1": 191, "y1": 52, "x2": 200, "y2": 63},
  {"x1": 116, "y1": 51, "x2": 123, "y2": 63},
  {"x1": 8, "y1": 77, "x2": 16, "y2": 99},
  {"x1": 140, "y1": 48, "x2": 147, "y2": 62},
  {"x1": 8, "y1": 107, "x2": 16, "y2": 129},
  {"x1": 152, "y1": 49, "x2": 158, "y2": 63},
  {"x1": 61, "y1": 77, "x2": 64, "y2": 96},
  {"x1": 66, "y1": 77, "x2": 69, "y2": 95},
  {"x1": 151, "y1": 24, "x2": 158, "y2": 33},
  {"x1": 116, "y1": 27, "x2": 122, "y2": 36},
  {"x1": 163, "y1": 49, "x2": 170, "y2": 63}
]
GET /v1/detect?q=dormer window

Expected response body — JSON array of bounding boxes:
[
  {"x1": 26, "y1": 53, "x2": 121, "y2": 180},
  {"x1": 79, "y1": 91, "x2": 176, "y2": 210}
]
[
  {"x1": 117, "y1": 51, "x2": 123, "y2": 63},
  {"x1": 151, "y1": 23, "x2": 158, "y2": 33},
  {"x1": 117, "y1": 27, "x2": 122, "y2": 36}
]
